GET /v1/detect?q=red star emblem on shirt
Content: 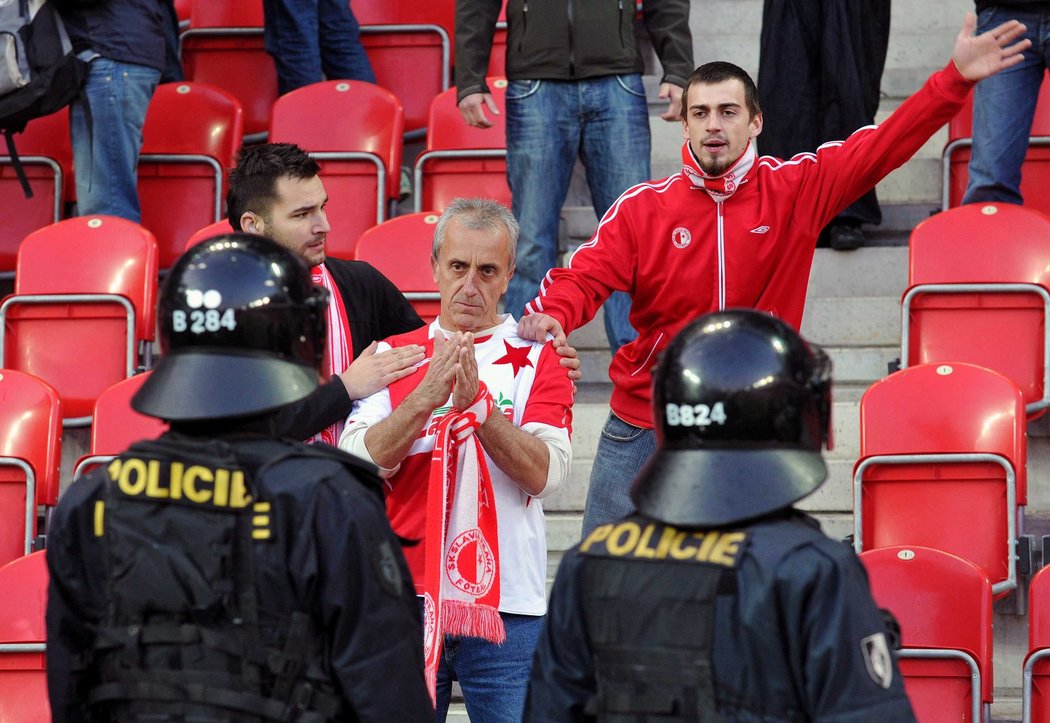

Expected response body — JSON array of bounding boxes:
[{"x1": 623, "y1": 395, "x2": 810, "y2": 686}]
[{"x1": 493, "y1": 340, "x2": 533, "y2": 377}]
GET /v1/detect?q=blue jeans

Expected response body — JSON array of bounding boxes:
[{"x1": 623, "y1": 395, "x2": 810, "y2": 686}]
[
  {"x1": 435, "y1": 612, "x2": 544, "y2": 723},
  {"x1": 262, "y1": 0, "x2": 376, "y2": 95},
  {"x1": 505, "y1": 75, "x2": 649, "y2": 353},
  {"x1": 963, "y1": 6, "x2": 1050, "y2": 204},
  {"x1": 69, "y1": 58, "x2": 160, "y2": 223},
  {"x1": 581, "y1": 413, "x2": 657, "y2": 539}
]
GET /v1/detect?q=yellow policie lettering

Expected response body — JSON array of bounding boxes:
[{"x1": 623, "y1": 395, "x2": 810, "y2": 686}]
[
  {"x1": 107, "y1": 458, "x2": 251, "y2": 508},
  {"x1": 580, "y1": 523, "x2": 614, "y2": 553},
  {"x1": 583, "y1": 519, "x2": 746, "y2": 567}
]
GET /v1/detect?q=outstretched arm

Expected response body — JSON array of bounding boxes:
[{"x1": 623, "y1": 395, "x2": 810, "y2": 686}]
[{"x1": 952, "y1": 12, "x2": 1030, "y2": 82}]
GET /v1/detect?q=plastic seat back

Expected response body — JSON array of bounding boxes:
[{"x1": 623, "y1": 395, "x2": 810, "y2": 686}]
[
  {"x1": 854, "y1": 362, "x2": 1026, "y2": 597},
  {"x1": 0, "y1": 551, "x2": 50, "y2": 722},
  {"x1": 0, "y1": 111, "x2": 73, "y2": 276},
  {"x1": 72, "y1": 373, "x2": 169, "y2": 480},
  {"x1": 903, "y1": 202, "x2": 1050, "y2": 420},
  {"x1": 0, "y1": 372, "x2": 60, "y2": 567},
  {"x1": 413, "y1": 79, "x2": 511, "y2": 213},
  {"x1": 354, "y1": 213, "x2": 440, "y2": 322},
  {"x1": 186, "y1": 219, "x2": 238, "y2": 250},
  {"x1": 943, "y1": 72, "x2": 1050, "y2": 214},
  {"x1": 354, "y1": 0, "x2": 451, "y2": 136},
  {"x1": 139, "y1": 82, "x2": 244, "y2": 269},
  {"x1": 860, "y1": 546, "x2": 993, "y2": 720},
  {"x1": 270, "y1": 81, "x2": 404, "y2": 258},
  {"x1": 180, "y1": 0, "x2": 274, "y2": 138},
  {"x1": 1024, "y1": 566, "x2": 1050, "y2": 721},
  {"x1": 488, "y1": 21, "x2": 508, "y2": 77},
  {"x1": 1, "y1": 216, "x2": 159, "y2": 425}
]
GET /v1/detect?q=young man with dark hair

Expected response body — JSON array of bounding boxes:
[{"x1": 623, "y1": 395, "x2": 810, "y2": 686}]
[
  {"x1": 518, "y1": 13, "x2": 1032, "y2": 538},
  {"x1": 226, "y1": 142, "x2": 426, "y2": 443}
]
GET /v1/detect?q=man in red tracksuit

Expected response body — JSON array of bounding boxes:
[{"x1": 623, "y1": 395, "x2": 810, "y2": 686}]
[{"x1": 518, "y1": 12, "x2": 1032, "y2": 538}]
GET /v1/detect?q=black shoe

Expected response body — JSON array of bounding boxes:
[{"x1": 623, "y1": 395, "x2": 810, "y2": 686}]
[{"x1": 829, "y1": 224, "x2": 864, "y2": 251}]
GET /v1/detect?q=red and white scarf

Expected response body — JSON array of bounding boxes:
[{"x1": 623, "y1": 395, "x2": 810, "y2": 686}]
[
  {"x1": 310, "y1": 263, "x2": 353, "y2": 446},
  {"x1": 682, "y1": 140, "x2": 756, "y2": 201},
  {"x1": 421, "y1": 381, "x2": 505, "y2": 702}
]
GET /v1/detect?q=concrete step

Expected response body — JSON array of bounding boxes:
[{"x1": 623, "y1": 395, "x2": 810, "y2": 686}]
[
  {"x1": 807, "y1": 247, "x2": 909, "y2": 299},
  {"x1": 569, "y1": 394, "x2": 866, "y2": 461}
]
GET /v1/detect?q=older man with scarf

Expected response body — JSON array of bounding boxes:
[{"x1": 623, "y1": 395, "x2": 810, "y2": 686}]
[{"x1": 339, "y1": 198, "x2": 573, "y2": 723}]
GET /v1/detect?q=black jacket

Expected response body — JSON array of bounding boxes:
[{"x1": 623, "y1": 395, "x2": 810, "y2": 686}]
[
  {"x1": 57, "y1": 0, "x2": 167, "y2": 72},
  {"x1": 455, "y1": 0, "x2": 694, "y2": 102},
  {"x1": 46, "y1": 431, "x2": 432, "y2": 722},
  {"x1": 526, "y1": 512, "x2": 917, "y2": 722},
  {"x1": 273, "y1": 257, "x2": 424, "y2": 440}
]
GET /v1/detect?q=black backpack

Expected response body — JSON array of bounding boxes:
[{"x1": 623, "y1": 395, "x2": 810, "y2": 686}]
[{"x1": 0, "y1": 0, "x2": 88, "y2": 198}]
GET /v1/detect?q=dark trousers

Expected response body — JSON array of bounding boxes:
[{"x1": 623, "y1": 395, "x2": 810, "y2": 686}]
[{"x1": 757, "y1": 0, "x2": 891, "y2": 226}]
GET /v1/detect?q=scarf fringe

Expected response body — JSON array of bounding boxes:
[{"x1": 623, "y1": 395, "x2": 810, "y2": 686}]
[{"x1": 442, "y1": 600, "x2": 507, "y2": 644}]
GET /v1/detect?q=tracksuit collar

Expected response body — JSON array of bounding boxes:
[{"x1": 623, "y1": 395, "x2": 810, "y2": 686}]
[{"x1": 681, "y1": 140, "x2": 755, "y2": 201}]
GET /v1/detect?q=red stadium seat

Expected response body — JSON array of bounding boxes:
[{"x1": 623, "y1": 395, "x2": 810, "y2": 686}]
[
  {"x1": 0, "y1": 372, "x2": 60, "y2": 568},
  {"x1": 269, "y1": 81, "x2": 403, "y2": 258},
  {"x1": 0, "y1": 216, "x2": 159, "y2": 426},
  {"x1": 186, "y1": 219, "x2": 238, "y2": 250},
  {"x1": 487, "y1": 20, "x2": 509, "y2": 78},
  {"x1": 0, "y1": 551, "x2": 50, "y2": 722},
  {"x1": 174, "y1": 0, "x2": 191, "y2": 25},
  {"x1": 901, "y1": 203, "x2": 1050, "y2": 419},
  {"x1": 181, "y1": 0, "x2": 448, "y2": 139},
  {"x1": 413, "y1": 79, "x2": 511, "y2": 214},
  {"x1": 942, "y1": 72, "x2": 1050, "y2": 215},
  {"x1": 853, "y1": 362, "x2": 1026, "y2": 596},
  {"x1": 354, "y1": 0, "x2": 454, "y2": 41},
  {"x1": 0, "y1": 111, "x2": 73, "y2": 277},
  {"x1": 354, "y1": 212, "x2": 441, "y2": 322},
  {"x1": 72, "y1": 373, "x2": 169, "y2": 480},
  {"x1": 354, "y1": 0, "x2": 452, "y2": 136},
  {"x1": 485, "y1": 1, "x2": 509, "y2": 76},
  {"x1": 1024, "y1": 565, "x2": 1050, "y2": 722},
  {"x1": 139, "y1": 82, "x2": 244, "y2": 269},
  {"x1": 179, "y1": 0, "x2": 275, "y2": 139},
  {"x1": 860, "y1": 546, "x2": 993, "y2": 722}
]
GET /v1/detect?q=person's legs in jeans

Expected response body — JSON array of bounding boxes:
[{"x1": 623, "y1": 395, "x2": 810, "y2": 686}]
[
  {"x1": 69, "y1": 58, "x2": 160, "y2": 222},
  {"x1": 579, "y1": 74, "x2": 649, "y2": 353},
  {"x1": 964, "y1": 6, "x2": 1047, "y2": 205},
  {"x1": 505, "y1": 79, "x2": 580, "y2": 320},
  {"x1": 262, "y1": 0, "x2": 322, "y2": 95},
  {"x1": 581, "y1": 413, "x2": 656, "y2": 539},
  {"x1": 319, "y1": 0, "x2": 376, "y2": 83},
  {"x1": 435, "y1": 613, "x2": 544, "y2": 723}
]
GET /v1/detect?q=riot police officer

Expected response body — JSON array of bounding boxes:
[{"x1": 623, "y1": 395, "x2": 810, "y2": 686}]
[
  {"x1": 46, "y1": 235, "x2": 432, "y2": 722},
  {"x1": 524, "y1": 309, "x2": 916, "y2": 722}
]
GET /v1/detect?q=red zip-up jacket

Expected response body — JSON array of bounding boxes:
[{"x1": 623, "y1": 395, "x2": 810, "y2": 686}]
[{"x1": 526, "y1": 62, "x2": 974, "y2": 429}]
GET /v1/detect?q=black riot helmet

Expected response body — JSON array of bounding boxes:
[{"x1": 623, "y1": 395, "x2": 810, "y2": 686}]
[
  {"x1": 631, "y1": 309, "x2": 832, "y2": 527},
  {"x1": 133, "y1": 234, "x2": 329, "y2": 421}
]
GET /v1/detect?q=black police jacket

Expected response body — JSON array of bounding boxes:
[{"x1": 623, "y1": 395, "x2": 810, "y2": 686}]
[
  {"x1": 525, "y1": 511, "x2": 917, "y2": 722},
  {"x1": 46, "y1": 432, "x2": 432, "y2": 722}
]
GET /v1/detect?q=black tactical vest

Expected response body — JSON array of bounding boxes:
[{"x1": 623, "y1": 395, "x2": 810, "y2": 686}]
[
  {"x1": 86, "y1": 436, "x2": 344, "y2": 722},
  {"x1": 579, "y1": 515, "x2": 750, "y2": 722}
]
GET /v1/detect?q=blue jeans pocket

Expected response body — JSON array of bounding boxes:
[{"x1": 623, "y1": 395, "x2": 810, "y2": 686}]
[
  {"x1": 614, "y1": 74, "x2": 646, "y2": 98},
  {"x1": 600, "y1": 413, "x2": 647, "y2": 443},
  {"x1": 506, "y1": 79, "x2": 542, "y2": 102}
]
